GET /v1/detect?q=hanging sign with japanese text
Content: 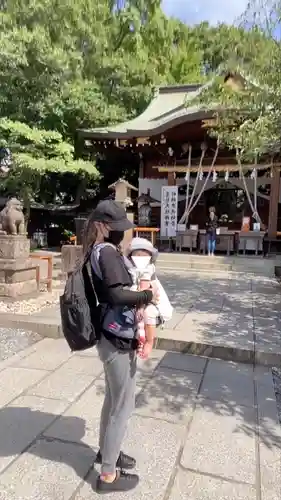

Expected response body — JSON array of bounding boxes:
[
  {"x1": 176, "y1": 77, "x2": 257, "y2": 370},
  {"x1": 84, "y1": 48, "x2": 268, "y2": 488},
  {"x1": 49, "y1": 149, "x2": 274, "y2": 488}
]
[{"x1": 160, "y1": 186, "x2": 178, "y2": 237}]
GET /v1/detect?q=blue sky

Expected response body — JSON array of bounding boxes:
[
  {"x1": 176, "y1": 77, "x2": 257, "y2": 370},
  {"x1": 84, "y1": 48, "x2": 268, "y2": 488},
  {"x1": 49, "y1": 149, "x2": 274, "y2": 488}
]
[{"x1": 162, "y1": 0, "x2": 249, "y2": 25}]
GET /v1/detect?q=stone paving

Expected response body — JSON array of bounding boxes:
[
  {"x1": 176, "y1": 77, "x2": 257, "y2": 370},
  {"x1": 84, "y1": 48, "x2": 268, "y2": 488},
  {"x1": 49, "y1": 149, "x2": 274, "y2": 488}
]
[
  {"x1": 157, "y1": 270, "x2": 281, "y2": 364},
  {"x1": 0, "y1": 337, "x2": 280, "y2": 500},
  {"x1": 0, "y1": 327, "x2": 41, "y2": 361},
  {"x1": 2, "y1": 266, "x2": 281, "y2": 364},
  {"x1": 0, "y1": 264, "x2": 281, "y2": 498}
]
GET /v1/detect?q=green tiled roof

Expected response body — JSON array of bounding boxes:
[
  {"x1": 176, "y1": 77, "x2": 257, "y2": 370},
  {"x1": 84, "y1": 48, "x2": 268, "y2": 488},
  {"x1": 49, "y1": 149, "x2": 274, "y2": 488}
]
[{"x1": 78, "y1": 83, "x2": 213, "y2": 139}]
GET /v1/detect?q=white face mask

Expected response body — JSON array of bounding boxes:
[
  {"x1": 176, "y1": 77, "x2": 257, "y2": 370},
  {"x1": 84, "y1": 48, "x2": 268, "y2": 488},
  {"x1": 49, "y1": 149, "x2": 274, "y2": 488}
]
[{"x1": 131, "y1": 255, "x2": 151, "y2": 269}]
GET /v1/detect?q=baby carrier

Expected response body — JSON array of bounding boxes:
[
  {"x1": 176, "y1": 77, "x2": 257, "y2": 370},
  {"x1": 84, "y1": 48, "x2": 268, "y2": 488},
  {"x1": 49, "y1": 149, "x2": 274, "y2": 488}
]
[
  {"x1": 91, "y1": 243, "x2": 137, "y2": 340},
  {"x1": 91, "y1": 242, "x2": 173, "y2": 340}
]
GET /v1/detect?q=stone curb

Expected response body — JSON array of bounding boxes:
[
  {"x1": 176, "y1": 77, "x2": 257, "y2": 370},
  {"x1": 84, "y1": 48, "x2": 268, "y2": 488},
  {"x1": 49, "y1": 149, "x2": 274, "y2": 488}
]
[
  {"x1": 0, "y1": 314, "x2": 280, "y2": 367},
  {"x1": 0, "y1": 314, "x2": 61, "y2": 339}
]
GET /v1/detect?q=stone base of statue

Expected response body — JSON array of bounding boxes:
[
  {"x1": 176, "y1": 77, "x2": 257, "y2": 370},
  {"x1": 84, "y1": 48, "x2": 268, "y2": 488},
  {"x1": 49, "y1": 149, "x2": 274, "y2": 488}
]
[
  {"x1": 0, "y1": 235, "x2": 38, "y2": 298},
  {"x1": 121, "y1": 212, "x2": 134, "y2": 252},
  {"x1": 61, "y1": 245, "x2": 83, "y2": 277}
]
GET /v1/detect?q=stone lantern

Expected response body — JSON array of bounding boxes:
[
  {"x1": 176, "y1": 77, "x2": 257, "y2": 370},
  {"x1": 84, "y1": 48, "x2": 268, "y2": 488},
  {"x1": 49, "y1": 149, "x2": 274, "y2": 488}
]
[
  {"x1": 108, "y1": 178, "x2": 138, "y2": 208},
  {"x1": 108, "y1": 178, "x2": 138, "y2": 251},
  {"x1": 138, "y1": 188, "x2": 159, "y2": 227}
]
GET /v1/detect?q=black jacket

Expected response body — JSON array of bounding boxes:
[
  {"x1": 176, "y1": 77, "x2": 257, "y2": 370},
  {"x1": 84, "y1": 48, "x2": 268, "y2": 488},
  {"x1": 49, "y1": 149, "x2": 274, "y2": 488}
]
[{"x1": 206, "y1": 215, "x2": 218, "y2": 235}]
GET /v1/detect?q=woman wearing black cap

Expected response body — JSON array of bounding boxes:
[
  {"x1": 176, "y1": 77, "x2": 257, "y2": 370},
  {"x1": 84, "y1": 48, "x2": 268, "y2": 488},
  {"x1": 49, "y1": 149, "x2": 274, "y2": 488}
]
[{"x1": 83, "y1": 199, "x2": 159, "y2": 494}]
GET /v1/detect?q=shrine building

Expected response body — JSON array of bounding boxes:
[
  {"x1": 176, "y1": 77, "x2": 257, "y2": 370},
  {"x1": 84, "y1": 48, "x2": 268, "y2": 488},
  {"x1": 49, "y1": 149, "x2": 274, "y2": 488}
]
[{"x1": 76, "y1": 73, "x2": 281, "y2": 253}]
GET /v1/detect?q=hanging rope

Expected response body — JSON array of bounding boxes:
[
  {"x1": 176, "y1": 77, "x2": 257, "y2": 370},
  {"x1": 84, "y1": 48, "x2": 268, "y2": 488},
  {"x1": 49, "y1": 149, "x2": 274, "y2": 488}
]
[
  {"x1": 188, "y1": 143, "x2": 220, "y2": 215},
  {"x1": 253, "y1": 155, "x2": 258, "y2": 217},
  {"x1": 236, "y1": 149, "x2": 261, "y2": 223},
  {"x1": 183, "y1": 144, "x2": 192, "y2": 217},
  {"x1": 179, "y1": 142, "x2": 207, "y2": 224}
]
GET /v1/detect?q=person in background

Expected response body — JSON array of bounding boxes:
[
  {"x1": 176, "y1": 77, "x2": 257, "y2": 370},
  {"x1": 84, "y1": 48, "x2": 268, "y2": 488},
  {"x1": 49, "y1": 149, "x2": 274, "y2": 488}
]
[{"x1": 206, "y1": 206, "x2": 219, "y2": 256}]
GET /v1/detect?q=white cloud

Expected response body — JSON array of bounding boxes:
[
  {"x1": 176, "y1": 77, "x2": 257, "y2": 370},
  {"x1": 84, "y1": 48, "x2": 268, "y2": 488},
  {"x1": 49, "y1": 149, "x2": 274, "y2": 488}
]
[{"x1": 162, "y1": 0, "x2": 249, "y2": 25}]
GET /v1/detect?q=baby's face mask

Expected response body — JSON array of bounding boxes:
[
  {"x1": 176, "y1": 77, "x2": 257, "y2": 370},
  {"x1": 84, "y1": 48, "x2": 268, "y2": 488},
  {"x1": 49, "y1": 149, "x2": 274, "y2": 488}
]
[{"x1": 131, "y1": 255, "x2": 151, "y2": 269}]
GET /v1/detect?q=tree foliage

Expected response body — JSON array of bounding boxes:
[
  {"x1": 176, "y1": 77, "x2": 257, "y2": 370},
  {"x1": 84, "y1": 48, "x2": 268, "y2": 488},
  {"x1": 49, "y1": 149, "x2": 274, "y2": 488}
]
[
  {"x1": 196, "y1": 1, "x2": 281, "y2": 162},
  {"x1": 0, "y1": 118, "x2": 98, "y2": 211},
  {"x1": 0, "y1": 0, "x2": 276, "y2": 201},
  {"x1": 0, "y1": 1, "x2": 271, "y2": 135}
]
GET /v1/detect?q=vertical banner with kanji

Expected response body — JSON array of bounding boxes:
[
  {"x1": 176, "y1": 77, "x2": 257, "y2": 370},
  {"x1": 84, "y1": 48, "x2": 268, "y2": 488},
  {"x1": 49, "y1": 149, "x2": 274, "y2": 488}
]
[{"x1": 160, "y1": 186, "x2": 178, "y2": 237}]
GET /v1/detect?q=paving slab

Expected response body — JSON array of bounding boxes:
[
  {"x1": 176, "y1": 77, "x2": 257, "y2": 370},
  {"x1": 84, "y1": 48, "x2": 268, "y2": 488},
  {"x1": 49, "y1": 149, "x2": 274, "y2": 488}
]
[
  {"x1": 135, "y1": 366, "x2": 202, "y2": 422},
  {"x1": 159, "y1": 351, "x2": 207, "y2": 373},
  {"x1": 135, "y1": 349, "x2": 166, "y2": 392},
  {"x1": 55, "y1": 354, "x2": 104, "y2": 377},
  {"x1": 75, "y1": 415, "x2": 183, "y2": 500},
  {"x1": 16, "y1": 338, "x2": 72, "y2": 371},
  {"x1": 43, "y1": 384, "x2": 103, "y2": 447},
  {"x1": 200, "y1": 359, "x2": 255, "y2": 407},
  {"x1": 44, "y1": 354, "x2": 166, "y2": 446},
  {"x1": 0, "y1": 395, "x2": 68, "y2": 474},
  {"x1": 0, "y1": 438, "x2": 95, "y2": 500},
  {"x1": 0, "y1": 341, "x2": 41, "y2": 373},
  {"x1": 0, "y1": 367, "x2": 49, "y2": 407},
  {"x1": 74, "y1": 347, "x2": 99, "y2": 358},
  {"x1": 169, "y1": 470, "x2": 256, "y2": 500},
  {"x1": 255, "y1": 367, "x2": 281, "y2": 500},
  {"x1": 28, "y1": 362, "x2": 95, "y2": 402},
  {"x1": 255, "y1": 366, "x2": 279, "y2": 421},
  {"x1": 0, "y1": 327, "x2": 41, "y2": 362},
  {"x1": 259, "y1": 421, "x2": 281, "y2": 500},
  {"x1": 175, "y1": 311, "x2": 221, "y2": 332},
  {"x1": 181, "y1": 406, "x2": 256, "y2": 484}
]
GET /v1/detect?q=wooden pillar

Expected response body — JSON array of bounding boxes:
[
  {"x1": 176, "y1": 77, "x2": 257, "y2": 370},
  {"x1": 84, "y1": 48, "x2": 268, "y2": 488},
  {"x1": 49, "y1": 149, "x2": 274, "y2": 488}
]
[
  {"x1": 168, "y1": 172, "x2": 176, "y2": 186},
  {"x1": 268, "y1": 167, "x2": 280, "y2": 237}
]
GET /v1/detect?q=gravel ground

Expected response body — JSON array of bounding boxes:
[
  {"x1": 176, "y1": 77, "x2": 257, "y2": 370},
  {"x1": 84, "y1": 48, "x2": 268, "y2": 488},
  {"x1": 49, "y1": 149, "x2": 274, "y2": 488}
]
[
  {"x1": 0, "y1": 289, "x2": 61, "y2": 315},
  {"x1": 272, "y1": 367, "x2": 281, "y2": 424},
  {"x1": 0, "y1": 327, "x2": 41, "y2": 361}
]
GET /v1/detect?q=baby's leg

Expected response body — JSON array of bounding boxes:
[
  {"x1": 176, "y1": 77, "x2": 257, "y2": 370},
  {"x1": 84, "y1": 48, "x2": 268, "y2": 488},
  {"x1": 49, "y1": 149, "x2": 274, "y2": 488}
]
[{"x1": 143, "y1": 304, "x2": 159, "y2": 344}]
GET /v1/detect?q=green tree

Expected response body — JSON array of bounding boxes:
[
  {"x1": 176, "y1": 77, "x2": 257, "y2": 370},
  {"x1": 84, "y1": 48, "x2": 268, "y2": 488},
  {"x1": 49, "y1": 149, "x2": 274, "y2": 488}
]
[
  {"x1": 194, "y1": 5, "x2": 278, "y2": 162},
  {"x1": 0, "y1": 118, "x2": 99, "y2": 216}
]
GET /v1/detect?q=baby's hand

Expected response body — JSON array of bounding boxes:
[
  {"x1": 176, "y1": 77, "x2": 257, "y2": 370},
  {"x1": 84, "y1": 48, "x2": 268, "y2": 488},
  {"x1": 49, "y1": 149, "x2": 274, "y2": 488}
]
[
  {"x1": 139, "y1": 341, "x2": 153, "y2": 360},
  {"x1": 136, "y1": 309, "x2": 144, "y2": 321}
]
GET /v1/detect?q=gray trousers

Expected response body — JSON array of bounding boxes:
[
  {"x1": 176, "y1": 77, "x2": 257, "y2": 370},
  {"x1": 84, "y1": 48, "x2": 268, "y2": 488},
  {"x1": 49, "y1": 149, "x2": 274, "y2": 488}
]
[{"x1": 97, "y1": 335, "x2": 137, "y2": 474}]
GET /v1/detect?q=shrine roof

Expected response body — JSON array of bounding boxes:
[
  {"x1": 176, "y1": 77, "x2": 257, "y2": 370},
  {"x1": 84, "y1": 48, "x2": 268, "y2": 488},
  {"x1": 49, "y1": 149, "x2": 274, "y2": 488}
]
[{"x1": 78, "y1": 83, "x2": 214, "y2": 140}]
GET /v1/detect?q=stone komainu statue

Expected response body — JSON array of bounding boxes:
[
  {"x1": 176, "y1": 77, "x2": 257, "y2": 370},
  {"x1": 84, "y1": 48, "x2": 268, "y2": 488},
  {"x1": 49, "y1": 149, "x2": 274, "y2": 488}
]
[{"x1": 0, "y1": 198, "x2": 25, "y2": 235}]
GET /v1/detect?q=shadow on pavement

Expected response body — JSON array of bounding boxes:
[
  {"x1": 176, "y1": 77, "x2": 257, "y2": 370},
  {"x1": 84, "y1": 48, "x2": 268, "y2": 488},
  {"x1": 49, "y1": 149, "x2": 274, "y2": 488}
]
[
  {"x1": 161, "y1": 271, "x2": 281, "y2": 352},
  {"x1": 0, "y1": 407, "x2": 99, "y2": 490}
]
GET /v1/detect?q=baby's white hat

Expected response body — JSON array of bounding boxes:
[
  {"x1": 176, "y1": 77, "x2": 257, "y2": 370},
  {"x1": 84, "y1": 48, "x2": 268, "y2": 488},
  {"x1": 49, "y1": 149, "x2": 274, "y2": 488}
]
[{"x1": 127, "y1": 237, "x2": 158, "y2": 262}]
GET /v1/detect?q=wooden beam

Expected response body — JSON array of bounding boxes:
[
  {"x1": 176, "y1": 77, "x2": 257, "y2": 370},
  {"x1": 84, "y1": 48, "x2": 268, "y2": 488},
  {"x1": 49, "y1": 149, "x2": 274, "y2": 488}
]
[
  {"x1": 154, "y1": 164, "x2": 279, "y2": 173},
  {"x1": 268, "y1": 167, "x2": 280, "y2": 237}
]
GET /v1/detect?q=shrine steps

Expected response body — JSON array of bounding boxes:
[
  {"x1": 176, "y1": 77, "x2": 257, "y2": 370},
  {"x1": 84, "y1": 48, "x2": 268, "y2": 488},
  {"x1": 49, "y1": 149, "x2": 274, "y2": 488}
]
[{"x1": 157, "y1": 253, "x2": 278, "y2": 277}]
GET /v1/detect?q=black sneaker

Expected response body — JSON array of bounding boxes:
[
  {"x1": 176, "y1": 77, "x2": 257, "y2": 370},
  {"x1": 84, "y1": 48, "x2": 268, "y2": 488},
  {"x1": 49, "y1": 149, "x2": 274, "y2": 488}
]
[
  {"x1": 95, "y1": 450, "x2": 136, "y2": 470},
  {"x1": 96, "y1": 471, "x2": 139, "y2": 494}
]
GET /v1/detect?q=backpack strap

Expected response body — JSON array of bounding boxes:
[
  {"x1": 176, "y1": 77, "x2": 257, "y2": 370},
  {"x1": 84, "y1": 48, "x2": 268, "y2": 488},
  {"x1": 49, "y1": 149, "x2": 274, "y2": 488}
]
[
  {"x1": 90, "y1": 242, "x2": 116, "y2": 280},
  {"x1": 123, "y1": 255, "x2": 134, "y2": 270}
]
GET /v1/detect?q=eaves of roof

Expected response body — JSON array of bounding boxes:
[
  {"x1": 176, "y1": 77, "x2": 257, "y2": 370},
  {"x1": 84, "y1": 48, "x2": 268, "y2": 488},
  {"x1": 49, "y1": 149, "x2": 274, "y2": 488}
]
[{"x1": 78, "y1": 82, "x2": 215, "y2": 140}]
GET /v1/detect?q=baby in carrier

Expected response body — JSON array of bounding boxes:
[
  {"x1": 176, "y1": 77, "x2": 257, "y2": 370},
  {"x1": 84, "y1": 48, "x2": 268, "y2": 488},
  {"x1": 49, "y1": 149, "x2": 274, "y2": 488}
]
[
  {"x1": 91, "y1": 238, "x2": 172, "y2": 359},
  {"x1": 127, "y1": 237, "x2": 173, "y2": 359}
]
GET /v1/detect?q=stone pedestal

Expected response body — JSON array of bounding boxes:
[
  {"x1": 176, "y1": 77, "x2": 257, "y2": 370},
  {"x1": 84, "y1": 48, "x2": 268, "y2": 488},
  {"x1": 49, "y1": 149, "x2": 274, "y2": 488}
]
[
  {"x1": 61, "y1": 245, "x2": 83, "y2": 276},
  {"x1": 0, "y1": 235, "x2": 38, "y2": 298},
  {"x1": 61, "y1": 211, "x2": 134, "y2": 277},
  {"x1": 121, "y1": 212, "x2": 134, "y2": 253}
]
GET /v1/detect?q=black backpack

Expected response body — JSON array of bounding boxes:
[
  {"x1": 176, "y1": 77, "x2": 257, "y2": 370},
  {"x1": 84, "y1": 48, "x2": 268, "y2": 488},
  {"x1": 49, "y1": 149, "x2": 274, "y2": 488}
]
[{"x1": 60, "y1": 248, "x2": 100, "y2": 351}]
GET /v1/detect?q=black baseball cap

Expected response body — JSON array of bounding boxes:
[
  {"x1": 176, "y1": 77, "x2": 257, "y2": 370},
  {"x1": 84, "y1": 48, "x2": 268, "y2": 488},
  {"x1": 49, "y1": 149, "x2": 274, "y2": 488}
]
[{"x1": 92, "y1": 199, "x2": 134, "y2": 231}]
